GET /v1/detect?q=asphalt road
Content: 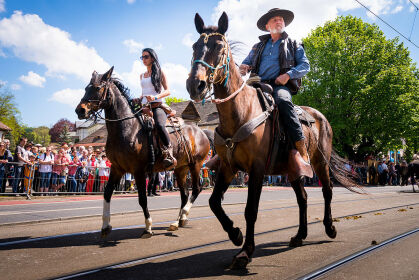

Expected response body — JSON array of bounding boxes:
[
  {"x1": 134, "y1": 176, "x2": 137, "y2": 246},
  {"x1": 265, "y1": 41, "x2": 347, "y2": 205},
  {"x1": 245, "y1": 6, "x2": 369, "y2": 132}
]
[
  {"x1": 0, "y1": 185, "x2": 418, "y2": 280},
  {"x1": 0, "y1": 185, "x2": 412, "y2": 225}
]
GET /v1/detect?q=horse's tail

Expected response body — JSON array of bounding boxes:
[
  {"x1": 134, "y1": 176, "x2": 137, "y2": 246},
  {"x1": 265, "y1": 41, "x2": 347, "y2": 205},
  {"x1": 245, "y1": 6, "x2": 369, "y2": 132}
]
[
  {"x1": 202, "y1": 129, "x2": 216, "y2": 155},
  {"x1": 329, "y1": 150, "x2": 365, "y2": 194}
]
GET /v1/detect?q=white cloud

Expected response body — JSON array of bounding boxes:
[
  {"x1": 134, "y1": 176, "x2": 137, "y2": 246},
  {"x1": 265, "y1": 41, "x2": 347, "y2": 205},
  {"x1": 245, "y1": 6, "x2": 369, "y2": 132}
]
[
  {"x1": 127, "y1": 0, "x2": 136, "y2": 4},
  {"x1": 123, "y1": 39, "x2": 144, "y2": 54},
  {"x1": 0, "y1": 11, "x2": 110, "y2": 82},
  {"x1": 210, "y1": 0, "x2": 401, "y2": 62},
  {"x1": 11, "y1": 83, "x2": 21, "y2": 90},
  {"x1": 182, "y1": 33, "x2": 195, "y2": 47},
  {"x1": 391, "y1": 5, "x2": 403, "y2": 13},
  {"x1": 0, "y1": 0, "x2": 5, "y2": 13},
  {"x1": 19, "y1": 71, "x2": 46, "y2": 87},
  {"x1": 0, "y1": 80, "x2": 6, "y2": 87},
  {"x1": 0, "y1": 48, "x2": 5, "y2": 57},
  {"x1": 49, "y1": 88, "x2": 84, "y2": 107},
  {"x1": 123, "y1": 39, "x2": 164, "y2": 53}
]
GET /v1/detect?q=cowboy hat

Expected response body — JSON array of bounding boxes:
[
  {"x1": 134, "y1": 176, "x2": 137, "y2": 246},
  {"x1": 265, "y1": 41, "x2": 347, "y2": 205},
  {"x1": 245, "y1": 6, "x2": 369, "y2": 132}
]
[{"x1": 257, "y1": 8, "x2": 294, "y2": 31}]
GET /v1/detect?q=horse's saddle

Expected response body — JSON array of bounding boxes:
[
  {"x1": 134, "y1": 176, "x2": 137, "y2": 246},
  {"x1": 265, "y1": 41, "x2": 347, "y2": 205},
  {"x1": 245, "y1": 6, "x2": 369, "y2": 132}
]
[
  {"x1": 253, "y1": 84, "x2": 316, "y2": 126},
  {"x1": 165, "y1": 117, "x2": 185, "y2": 134}
]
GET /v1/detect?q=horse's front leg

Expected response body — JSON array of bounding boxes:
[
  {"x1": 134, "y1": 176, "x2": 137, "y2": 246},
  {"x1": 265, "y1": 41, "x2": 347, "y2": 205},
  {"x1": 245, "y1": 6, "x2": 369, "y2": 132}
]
[
  {"x1": 135, "y1": 172, "x2": 153, "y2": 238},
  {"x1": 289, "y1": 176, "x2": 308, "y2": 247},
  {"x1": 101, "y1": 167, "x2": 122, "y2": 238},
  {"x1": 231, "y1": 163, "x2": 264, "y2": 269},
  {"x1": 209, "y1": 163, "x2": 241, "y2": 246}
]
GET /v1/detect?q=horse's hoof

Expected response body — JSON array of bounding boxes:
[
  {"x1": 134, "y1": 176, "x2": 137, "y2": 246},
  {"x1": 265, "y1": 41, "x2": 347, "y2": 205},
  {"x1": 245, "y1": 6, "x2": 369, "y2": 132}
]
[
  {"x1": 167, "y1": 223, "x2": 179, "y2": 231},
  {"x1": 289, "y1": 236, "x2": 303, "y2": 247},
  {"x1": 100, "y1": 225, "x2": 112, "y2": 239},
  {"x1": 179, "y1": 219, "x2": 188, "y2": 227},
  {"x1": 326, "y1": 225, "x2": 337, "y2": 239},
  {"x1": 228, "y1": 227, "x2": 243, "y2": 247},
  {"x1": 229, "y1": 251, "x2": 251, "y2": 270},
  {"x1": 140, "y1": 230, "x2": 154, "y2": 239}
]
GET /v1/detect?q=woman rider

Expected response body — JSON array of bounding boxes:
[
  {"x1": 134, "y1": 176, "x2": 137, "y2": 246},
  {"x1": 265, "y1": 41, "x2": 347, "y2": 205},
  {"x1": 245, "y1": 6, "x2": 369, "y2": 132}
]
[{"x1": 139, "y1": 48, "x2": 175, "y2": 168}]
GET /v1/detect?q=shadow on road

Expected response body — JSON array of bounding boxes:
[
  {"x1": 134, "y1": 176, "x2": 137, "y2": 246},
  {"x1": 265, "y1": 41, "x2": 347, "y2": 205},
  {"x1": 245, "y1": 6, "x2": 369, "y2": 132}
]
[
  {"x1": 58, "y1": 240, "x2": 332, "y2": 280},
  {"x1": 0, "y1": 226, "x2": 174, "y2": 250}
]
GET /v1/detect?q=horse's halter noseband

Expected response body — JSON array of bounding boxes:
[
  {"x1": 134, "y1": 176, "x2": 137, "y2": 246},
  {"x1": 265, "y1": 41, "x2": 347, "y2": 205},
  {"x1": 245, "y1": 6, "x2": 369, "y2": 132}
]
[{"x1": 193, "y1": 32, "x2": 231, "y2": 88}]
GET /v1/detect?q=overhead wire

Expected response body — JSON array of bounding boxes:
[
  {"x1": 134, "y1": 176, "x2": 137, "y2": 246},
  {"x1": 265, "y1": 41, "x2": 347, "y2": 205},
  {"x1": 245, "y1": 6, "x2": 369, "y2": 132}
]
[{"x1": 353, "y1": 0, "x2": 419, "y2": 49}]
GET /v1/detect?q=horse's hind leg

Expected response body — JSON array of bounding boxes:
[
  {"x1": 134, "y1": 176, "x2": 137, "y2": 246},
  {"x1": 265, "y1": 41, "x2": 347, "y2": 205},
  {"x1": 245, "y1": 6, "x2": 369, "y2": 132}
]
[
  {"x1": 168, "y1": 166, "x2": 189, "y2": 231},
  {"x1": 315, "y1": 163, "x2": 337, "y2": 239},
  {"x1": 101, "y1": 167, "x2": 122, "y2": 239},
  {"x1": 179, "y1": 161, "x2": 205, "y2": 227},
  {"x1": 135, "y1": 172, "x2": 153, "y2": 238},
  {"x1": 289, "y1": 176, "x2": 308, "y2": 247}
]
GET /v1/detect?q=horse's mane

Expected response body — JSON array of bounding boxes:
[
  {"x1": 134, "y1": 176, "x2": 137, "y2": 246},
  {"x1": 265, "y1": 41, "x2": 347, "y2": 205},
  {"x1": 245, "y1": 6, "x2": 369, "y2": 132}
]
[{"x1": 110, "y1": 77, "x2": 132, "y2": 102}]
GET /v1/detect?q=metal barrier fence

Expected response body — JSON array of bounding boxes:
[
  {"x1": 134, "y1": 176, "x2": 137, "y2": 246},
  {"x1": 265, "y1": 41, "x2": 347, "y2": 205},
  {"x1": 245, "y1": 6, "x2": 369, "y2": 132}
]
[{"x1": 0, "y1": 161, "x2": 321, "y2": 197}]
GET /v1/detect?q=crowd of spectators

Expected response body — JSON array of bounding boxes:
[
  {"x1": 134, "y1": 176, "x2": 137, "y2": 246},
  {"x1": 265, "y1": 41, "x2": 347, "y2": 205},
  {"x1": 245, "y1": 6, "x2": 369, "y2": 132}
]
[
  {"x1": 1, "y1": 137, "x2": 417, "y2": 198},
  {"x1": 0, "y1": 137, "x2": 111, "y2": 197}
]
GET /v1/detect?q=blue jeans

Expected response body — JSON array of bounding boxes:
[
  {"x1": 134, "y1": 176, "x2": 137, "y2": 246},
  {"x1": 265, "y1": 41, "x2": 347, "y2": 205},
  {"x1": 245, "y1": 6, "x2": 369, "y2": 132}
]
[
  {"x1": 78, "y1": 181, "x2": 86, "y2": 192},
  {"x1": 40, "y1": 172, "x2": 52, "y2": 189},
  {"x1": 0, "y1": 165, "x2": 5, "y2": 193},
  {"x1": 13, "y1": 166, "x2": 23, "y2": 193},
  {"x1": 272, "y1": 86, "x2": 305, "y2": 142},
  {"x1": 68, "y1": 175, "x2": 77, "y2": 192}
]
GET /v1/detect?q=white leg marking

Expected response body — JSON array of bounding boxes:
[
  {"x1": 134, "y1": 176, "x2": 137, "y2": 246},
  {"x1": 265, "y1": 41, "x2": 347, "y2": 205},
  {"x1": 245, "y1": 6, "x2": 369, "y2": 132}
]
[
  {"x1": 181, "y1": 200, "x2": 193, "y2": 216},
  {"x1": 102, "y1": 200, "x2": 111, "y2": 230},
  {"x1": 145, "y1": 217, "x2": 152, "y2": 231}
]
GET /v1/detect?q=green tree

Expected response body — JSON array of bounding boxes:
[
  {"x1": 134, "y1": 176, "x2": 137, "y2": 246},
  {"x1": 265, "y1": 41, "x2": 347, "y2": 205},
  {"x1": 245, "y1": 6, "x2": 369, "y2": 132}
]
[
  {"x1": 296, "y1": 16, "x2": 419, "y2": 161},
  {"x1": 58, "y1": 124, "x2": 71, "y2": 145},
  {"x1": 165, "y1": 96, "x2": 187, "y2": 106},
  {"x1": 33, "y1": 126, "x2": 51, "y2": 146},
  {"x1": 0, "y1": 85, "x2": 24, "y2": 147}
]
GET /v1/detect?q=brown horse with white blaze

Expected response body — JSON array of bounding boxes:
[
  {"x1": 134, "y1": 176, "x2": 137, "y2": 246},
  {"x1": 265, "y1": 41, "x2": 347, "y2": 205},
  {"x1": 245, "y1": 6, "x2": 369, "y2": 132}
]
[
  {"x1": 75, "y1": 67, "x2": 210, "y2": 238},
  {"x1": 186, "y1": 12, "x2": 362, "y2": 269}
]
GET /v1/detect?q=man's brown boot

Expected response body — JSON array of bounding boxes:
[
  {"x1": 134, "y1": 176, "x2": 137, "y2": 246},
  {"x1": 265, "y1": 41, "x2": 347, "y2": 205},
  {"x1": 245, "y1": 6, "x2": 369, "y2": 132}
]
[
  {"x1": 162, "y1": 145, "x2": 176, "y2": 169},
  {"x1": 295, "y1": 140, "x2": 310, "y2": 164}
]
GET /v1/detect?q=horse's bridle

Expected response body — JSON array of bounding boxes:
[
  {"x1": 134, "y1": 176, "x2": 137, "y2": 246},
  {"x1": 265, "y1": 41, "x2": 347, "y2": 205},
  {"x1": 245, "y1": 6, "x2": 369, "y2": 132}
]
[
  {"x1": 192, "y1": 32, "x2": 246, "y2": 104},
  {"x1": 82, "y1": 80, "x2": 113, "y2": 110},
  {"x1": 193, "y1": 32, "x2": 231, "y2": 88}
]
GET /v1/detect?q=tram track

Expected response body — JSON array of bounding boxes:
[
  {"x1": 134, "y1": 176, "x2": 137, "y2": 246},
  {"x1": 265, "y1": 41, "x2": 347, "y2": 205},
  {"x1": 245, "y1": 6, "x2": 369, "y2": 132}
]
[
  {"x1": 300, "y1": 227, "x2": 419, "y2": 279},
  {"x1": 42, "y1": 201, "x2": 419, "y2": 280},
  {"x1": 0, "y1": 195, "x2": 417, "y2": 248}
]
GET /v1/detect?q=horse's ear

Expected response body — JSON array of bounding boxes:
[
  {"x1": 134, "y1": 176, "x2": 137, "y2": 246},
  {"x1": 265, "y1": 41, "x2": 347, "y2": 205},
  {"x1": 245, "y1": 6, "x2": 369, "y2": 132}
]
[
  {"x1": 91, "y1": 71, "x2": 98, "y2": 82},
  {"x1": 217, "y1": 12, "x2": 228, "y2": 34},
  {"x1": 102, "y1": 66, "x2": 114, "y2": 81},
  {"x1": 195, "y1": 13, "x2": 205, "y2": 34}
]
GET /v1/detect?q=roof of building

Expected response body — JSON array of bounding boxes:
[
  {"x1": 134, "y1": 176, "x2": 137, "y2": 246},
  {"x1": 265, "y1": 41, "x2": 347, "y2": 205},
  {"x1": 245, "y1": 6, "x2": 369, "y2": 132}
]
[
  {"x1": 0, "y1": 121, "x2": 12, "y2": 131},
  {"x1": 76, "y1": 125, "x2": 107, "y2": 146},
  {"x1": 170, "y1": 101, "x2": 218, "y2": 126},
  {"x1": 75, "y1": 120, "x2": 105, "y2": 129}
]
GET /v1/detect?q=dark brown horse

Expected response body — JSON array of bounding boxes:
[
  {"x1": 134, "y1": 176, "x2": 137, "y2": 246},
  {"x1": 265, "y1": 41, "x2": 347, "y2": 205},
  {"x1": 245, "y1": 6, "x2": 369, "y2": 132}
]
[
  {"x1": 186, "y1": 12, "x2": 362, "y2": 268},
  {"x1": 75, "y1": 67, "x2": 210, "y2": 237}
]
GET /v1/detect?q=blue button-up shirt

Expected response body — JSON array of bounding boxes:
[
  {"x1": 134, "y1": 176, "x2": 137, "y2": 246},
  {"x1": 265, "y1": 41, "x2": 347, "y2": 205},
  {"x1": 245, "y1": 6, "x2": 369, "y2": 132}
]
[{"x1": 242, "y1": 38, "x2": 310, "y2": 80}]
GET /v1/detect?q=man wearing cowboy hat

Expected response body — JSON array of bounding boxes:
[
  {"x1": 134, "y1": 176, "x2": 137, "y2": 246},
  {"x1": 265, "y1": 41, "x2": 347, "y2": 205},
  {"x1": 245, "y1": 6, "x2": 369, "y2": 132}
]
[{"x1": 240, "y1": 8, "x2": 311, "y2": 168}]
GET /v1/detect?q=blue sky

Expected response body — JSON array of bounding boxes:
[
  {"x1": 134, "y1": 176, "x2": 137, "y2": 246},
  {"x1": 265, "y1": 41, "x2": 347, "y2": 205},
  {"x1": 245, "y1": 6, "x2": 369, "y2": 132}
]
[{"x1": 0, "y1": 0, "x2": 418, "y2": 128}]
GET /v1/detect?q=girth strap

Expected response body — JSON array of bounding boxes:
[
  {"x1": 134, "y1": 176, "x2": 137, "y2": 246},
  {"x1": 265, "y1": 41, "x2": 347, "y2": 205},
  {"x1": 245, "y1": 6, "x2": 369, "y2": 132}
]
[{"x1": 214, "y1": 111, "x2": 270, "y2": 164}]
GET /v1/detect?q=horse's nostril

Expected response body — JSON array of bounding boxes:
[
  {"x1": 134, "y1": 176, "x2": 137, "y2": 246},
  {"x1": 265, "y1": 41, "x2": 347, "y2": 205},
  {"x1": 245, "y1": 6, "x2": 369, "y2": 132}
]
[{"x1": 197, "y1": 80, "x2": 206, "y2": 92}]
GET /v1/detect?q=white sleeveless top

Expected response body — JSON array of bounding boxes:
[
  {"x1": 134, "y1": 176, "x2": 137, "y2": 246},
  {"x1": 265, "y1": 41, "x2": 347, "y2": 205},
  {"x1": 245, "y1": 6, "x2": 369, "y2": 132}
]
[{"x1": 140, "y1": 74, "x2": 162, "y2": 103}]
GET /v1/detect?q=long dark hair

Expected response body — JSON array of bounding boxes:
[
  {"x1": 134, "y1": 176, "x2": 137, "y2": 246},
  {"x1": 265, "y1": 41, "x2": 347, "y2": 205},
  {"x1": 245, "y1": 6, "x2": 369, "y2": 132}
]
[{"x1": 143, "y1": 48, "x2": 162, "y2": 93}]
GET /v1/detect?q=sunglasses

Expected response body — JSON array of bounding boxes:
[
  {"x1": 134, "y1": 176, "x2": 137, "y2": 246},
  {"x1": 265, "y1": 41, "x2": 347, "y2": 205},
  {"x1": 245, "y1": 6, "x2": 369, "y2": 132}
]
[{"x1": 140, "y1": 55, "x2": 150, "y2": 60}]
